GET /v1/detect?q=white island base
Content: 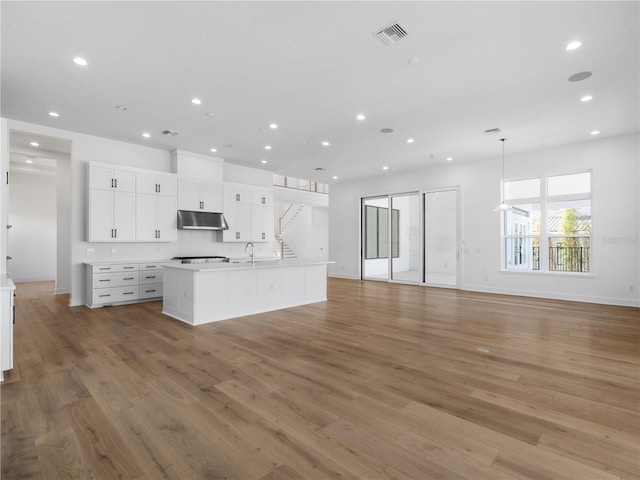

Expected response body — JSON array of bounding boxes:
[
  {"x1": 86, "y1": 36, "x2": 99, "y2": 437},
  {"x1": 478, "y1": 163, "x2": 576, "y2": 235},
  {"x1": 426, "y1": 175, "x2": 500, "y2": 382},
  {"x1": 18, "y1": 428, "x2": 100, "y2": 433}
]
[{"x1": 162, "y1": 260, "x2": 329, "y2": 326}]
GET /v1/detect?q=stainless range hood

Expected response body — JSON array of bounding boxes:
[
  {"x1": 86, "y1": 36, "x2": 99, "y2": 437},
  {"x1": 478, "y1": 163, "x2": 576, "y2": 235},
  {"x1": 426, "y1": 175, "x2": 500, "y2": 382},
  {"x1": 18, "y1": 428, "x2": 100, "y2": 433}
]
[{"x1": 177, "y1": 210, "x2": 229, "y2": 230}]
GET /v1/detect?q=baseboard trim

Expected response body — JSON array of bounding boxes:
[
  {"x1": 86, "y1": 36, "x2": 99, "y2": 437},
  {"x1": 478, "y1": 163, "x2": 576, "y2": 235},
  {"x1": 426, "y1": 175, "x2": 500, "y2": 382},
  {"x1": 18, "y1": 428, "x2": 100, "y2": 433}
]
[{"x1": 328, "y1": 273, "x2": 360, "y2": 280}]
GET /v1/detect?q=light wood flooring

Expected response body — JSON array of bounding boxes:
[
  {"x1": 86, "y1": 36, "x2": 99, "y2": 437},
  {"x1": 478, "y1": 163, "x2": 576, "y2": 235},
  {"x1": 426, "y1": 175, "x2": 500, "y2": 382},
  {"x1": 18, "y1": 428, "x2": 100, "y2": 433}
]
[{"x1": 1, "y1": 279, "x2": 639, "y2": 480}]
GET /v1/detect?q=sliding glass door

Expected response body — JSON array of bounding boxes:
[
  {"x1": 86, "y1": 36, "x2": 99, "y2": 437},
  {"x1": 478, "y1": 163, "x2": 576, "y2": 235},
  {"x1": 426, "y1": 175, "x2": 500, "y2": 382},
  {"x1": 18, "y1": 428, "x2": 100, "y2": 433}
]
[
  {"x1": 362, "y1": 197, "x2": 389, "y2": 280},
  {"x1": 362, "y1": 193, "x2": 420, "y2": 284},
  {"x1": 424, "y1": 189, "x2": 458, "y2": 286}
]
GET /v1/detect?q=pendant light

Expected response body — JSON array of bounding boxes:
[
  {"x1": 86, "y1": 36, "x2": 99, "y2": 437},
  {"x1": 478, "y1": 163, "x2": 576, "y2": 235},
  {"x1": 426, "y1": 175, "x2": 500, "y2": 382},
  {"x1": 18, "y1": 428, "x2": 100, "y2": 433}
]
[{"x1": 493, "y1": 138, "x2": 512, "y2": 212}]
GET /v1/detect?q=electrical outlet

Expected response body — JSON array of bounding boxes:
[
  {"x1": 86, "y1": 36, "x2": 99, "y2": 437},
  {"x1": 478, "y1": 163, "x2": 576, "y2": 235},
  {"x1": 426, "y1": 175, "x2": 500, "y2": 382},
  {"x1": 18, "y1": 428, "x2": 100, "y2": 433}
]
[
  {"x1": 111, "y1": 248, "x2": 117, "y2": 254},
  {"x1": 86, "y1": 248, "x2": 95, "y2": 254}
]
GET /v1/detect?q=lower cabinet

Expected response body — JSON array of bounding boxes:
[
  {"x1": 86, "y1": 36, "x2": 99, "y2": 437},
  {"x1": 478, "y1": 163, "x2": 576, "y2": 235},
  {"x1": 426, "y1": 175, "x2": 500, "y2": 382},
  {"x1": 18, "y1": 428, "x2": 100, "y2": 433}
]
[
  {"x1": 1, "y1": 277, "x2": 16, "y2": 374},
  {"x1": 86, "y1": 261, "x2": 172, "y2": 308}
]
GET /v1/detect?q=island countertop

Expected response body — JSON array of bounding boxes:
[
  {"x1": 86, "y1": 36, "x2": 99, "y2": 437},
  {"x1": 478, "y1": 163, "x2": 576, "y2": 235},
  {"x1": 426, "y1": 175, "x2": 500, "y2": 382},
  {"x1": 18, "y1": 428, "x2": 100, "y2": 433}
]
[{"x1": 163, "y1": 258, "x2": 333, "y2": 273}]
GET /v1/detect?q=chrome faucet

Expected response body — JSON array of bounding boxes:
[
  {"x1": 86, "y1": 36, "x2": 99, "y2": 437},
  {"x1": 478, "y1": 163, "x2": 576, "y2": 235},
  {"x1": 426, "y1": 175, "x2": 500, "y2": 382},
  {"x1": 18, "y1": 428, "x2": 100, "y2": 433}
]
[{"x1": 245, "y1": 242, "x2": 255, "y2": 265}]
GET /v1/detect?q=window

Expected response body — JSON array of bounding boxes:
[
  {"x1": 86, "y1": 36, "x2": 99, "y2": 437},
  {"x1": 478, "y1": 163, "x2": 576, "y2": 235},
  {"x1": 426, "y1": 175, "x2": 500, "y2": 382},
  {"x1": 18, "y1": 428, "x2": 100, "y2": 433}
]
[
  {"x1": 364, "y1": 205, "x2": 399, "y2": 259},
  {"x1": 502, "y1": 171, "x2": 591, "y2": 273}
]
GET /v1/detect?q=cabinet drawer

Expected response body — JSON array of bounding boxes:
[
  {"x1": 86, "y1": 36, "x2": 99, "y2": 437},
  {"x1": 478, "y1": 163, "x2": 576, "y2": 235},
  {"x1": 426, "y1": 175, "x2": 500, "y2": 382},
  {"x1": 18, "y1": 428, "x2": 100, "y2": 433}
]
[
  {"x1": 139, "y1": 262, "x2": 170, "y2": 271},
  {"x1": 93, "y1": 272, "x2": 139, "y2": 288},
  {"x1": 139, "y1": 284, "x2": 163, "y2": 299},
  {"x1": 91, "y1": 264, "x2": 138, "y2": 274},
  {"x1": 92, "y1": 286, "x2": 140, "y2": 305},
  {"x1": 140, "y1": 271, "x2": 163, "y2": 285}
]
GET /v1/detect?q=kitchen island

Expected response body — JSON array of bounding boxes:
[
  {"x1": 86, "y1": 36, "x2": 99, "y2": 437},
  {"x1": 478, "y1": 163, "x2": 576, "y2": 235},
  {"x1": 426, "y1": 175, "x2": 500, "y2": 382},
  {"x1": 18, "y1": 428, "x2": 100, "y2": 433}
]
[{"x1": 162, "y1": 259, "x2": 331, "y2": 325}]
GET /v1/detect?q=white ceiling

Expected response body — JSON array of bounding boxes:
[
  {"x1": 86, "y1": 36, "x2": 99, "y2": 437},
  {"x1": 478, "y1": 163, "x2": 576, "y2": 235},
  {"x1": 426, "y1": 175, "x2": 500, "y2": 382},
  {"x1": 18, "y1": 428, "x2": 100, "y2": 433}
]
[{"x1": 2, "y1": 1, "x2": 638, "y2": 184}]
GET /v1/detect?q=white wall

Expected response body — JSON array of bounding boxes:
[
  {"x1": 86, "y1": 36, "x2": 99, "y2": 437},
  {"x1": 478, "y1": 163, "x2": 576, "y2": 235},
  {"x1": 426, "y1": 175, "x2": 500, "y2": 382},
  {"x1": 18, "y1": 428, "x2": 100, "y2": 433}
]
[
  {"x1": 329, "y1": 133, "x2": 640, "y2": 307},
  {"x1": 7, "y1": 172, "x2": 56, "y2": 282}
]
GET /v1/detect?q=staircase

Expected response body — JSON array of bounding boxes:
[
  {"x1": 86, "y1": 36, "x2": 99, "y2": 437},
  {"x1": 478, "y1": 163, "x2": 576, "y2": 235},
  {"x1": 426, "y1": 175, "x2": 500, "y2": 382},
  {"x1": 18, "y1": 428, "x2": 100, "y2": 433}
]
[{"x1": 274, "y1": 203, "x2": 305, "y2": 259}]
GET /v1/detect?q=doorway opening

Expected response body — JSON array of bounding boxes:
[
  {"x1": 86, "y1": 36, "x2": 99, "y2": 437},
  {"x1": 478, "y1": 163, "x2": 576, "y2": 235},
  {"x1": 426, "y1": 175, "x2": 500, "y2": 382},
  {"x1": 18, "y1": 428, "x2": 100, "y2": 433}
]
[{"x1": 8, "y1": 130, "x2": 71, "y2": 294}]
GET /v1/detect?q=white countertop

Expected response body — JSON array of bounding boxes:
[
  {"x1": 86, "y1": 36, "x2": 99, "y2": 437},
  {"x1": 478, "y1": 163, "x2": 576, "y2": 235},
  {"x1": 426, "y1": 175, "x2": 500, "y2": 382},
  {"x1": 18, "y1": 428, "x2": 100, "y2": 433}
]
[
  {"x1": 1, "y1": 275, "x2": 16, "y2": 291},
  {"x1": 85, "y1": 259, "x2": 178, "y2": 266},
  {"x1": 164, "y1": 259, "x2": 333, "y2": 273}
]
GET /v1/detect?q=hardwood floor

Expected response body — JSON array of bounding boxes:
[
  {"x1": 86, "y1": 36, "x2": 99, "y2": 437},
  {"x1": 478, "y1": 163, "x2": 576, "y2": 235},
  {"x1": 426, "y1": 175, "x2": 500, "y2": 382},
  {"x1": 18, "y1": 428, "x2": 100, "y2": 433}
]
[{"x1": 2, "y1": 279, "x2": 639, "y2": 480}]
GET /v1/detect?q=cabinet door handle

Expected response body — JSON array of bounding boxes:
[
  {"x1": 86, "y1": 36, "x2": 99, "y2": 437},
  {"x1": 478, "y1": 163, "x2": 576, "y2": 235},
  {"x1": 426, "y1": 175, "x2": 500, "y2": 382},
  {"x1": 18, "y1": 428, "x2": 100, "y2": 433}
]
[
  {"x1": 158, "y1": 184, "x2": 161, "y2": 193},
  {"x1": 114, "y1": 228, "x2": 117, "y2": 238},
  {"x1": 262, "y1": 232, "x2": 266, "y2": 240},
  {"x1": 235, "y1": 194, "x2": 240, "y2": 202},
  {"x1": 111, "y1": 228, "x2": 114, "y2": 238},
  {"x1": 262, "y1": 196, "x2": 265, "y2": 204},
  {"x1": 111, "y1": 178, "x2": 114, "y2": 188},
  {"x1": 236, "y1": 232, "x2": 240, "y2": 240},
  {"x1": 115, "y1": 178, "x2": 118, "y2": 188},
  {"x1": 145, "y1": 265, "x2": 156, "y2": 268},
  {"x1": 157, "y1": 230, "x2": 160, "y2": 239}
]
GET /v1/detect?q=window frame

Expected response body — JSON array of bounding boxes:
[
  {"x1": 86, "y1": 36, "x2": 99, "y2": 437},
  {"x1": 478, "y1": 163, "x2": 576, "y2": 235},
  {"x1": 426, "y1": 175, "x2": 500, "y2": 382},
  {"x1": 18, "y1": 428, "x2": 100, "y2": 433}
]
[{"x1": 500, "y1": 169, "x2": 593, "y2": 275}]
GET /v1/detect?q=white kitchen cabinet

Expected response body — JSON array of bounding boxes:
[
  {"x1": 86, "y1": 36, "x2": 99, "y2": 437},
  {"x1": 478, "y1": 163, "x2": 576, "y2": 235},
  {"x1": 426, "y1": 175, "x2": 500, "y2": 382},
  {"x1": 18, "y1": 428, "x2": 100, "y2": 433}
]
[
  {"x1": 251, "y1": 187, "x2": 274, "y2": 207},
  {"x1": 88, "y1": 187, "x2": 136, "y2": 242},
  {"x1": 136, "y1": 173, "x2": 178, "y2": 197},
  {"x1": 89, "y1": 166, "x2": 135, "y2": 192},
  {"x1": 251, "y1": 204, "x2": 275, "y2": 242},
  {"x1": 86, "y1": 261, "x2": 173, "y2": 308},
  {"x1": 222, "y1": 202, "x2": 252, "y2": 242},
  {"x1": 135, "y1": 193, "x2": 177, "y2": 242},
  {"x1": 178, "y1": 178, "x2": 223, "y2": 213},
  {"x1": 223, "y1": 183, "x2": 275, "y2": 243},
  {"x1": 224, "y1": 183, "x2": 252, "y2": 204}
]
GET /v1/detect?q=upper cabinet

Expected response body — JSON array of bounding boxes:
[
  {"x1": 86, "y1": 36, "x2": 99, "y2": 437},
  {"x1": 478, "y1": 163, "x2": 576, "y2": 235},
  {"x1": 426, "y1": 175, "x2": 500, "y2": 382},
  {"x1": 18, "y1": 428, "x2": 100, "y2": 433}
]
[
  {"x1": 136, "y1": 173, "x2": 178, "y2": 197},
  {"x1": 177, "y1": 179, "x2": 223, "y2": 213},
  {"x1": 89, "y1": 166, "x2": 135, "y2": 192},
  {"x1": 223, "y1": 183, "x2": 274, "y2": 243},
  {"x1": 87, "y1": 163, "x2": 178, "y2": 243}
]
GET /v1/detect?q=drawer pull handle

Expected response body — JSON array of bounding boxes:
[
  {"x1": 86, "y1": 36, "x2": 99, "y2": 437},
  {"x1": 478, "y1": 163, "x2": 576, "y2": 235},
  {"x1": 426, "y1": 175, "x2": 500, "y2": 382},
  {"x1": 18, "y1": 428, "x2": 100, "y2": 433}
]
[
  {"x1": 124, "y1": 267, "x2": 135, "y2": 270},
  {"x1": 99, "y1": 294, "x2": 111, "y2": 298},
  {"x1": 98, "y1": 268, "x2": 110, "y2": 271},
  {"x1": 123, "y1": 292, "x2": 135, "y2": 295},
  {"x1": 146, "y1": 265, "x2": 156, "y2": 268},
  {"x1": 145, "y1": 289, "x2": 157, "y2": 293},
  {"x1": 145, "y1": 276, "x2": 156, "y2": 279},
  {"x1": 123, "y1": 277, "x2": 134, "y2": 280},
  {"x1": 98, "y1": 279, "x2": 111, "y2": 282}
]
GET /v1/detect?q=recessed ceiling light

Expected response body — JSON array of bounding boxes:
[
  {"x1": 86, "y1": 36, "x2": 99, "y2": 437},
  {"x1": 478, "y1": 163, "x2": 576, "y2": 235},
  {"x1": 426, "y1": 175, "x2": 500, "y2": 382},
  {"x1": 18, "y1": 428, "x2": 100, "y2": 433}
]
[
  {"x1": 30, "y1": 142, "x2": 39, "y2": 147},
  {"x1": 446, "y1": 157, "x2": 453, "y2": 162},
  {"x1": 407, "y1": 138, "x2": 415, "y2": 144},
  {"x1": 73, "y1": 57, "x2": 87, "y2": 66},
  {"x1": 322, "y1": 141, "x2": 330, "y2": 146},
  {"x1": 261, "y1": 160, "x2": 268, "y2": 164},
  {"x1": 383, "y1": 166, "x2": 389, "y2": 170},
  {"x1": 356, "y1": 114, "x2": 366, "y2": 121},
  {"x1": 192, "y1": 98, "x2": 202, "y2": 105},
  {"x1": 48, "y1": 111, "x2": 59, "y2": 117},
  {"x1": 332, "y1": 175, "x2": 338, "y2": 180},
  {"x1": 142, "y1": 132, "x2": 151, "y2": 138},
  {"x1": 269, "y1": 123, "x2": 278, "y2": 129},
  {"x1": 115, "y1": 105, "x2": 127, "y2": 111},
  {"x1": 581, "y1": 95, "x2": 593, "y2": 102},
  {"x1": 210, "y1": 148, "x2": 217, "y2": 153},
  {"x1": 265, "y1": 145, "x2": 272, "y2": 150},
  {"x1": 566, "y1": 41, "x2": 582, "y2": 51},
  {"x1": 26, "y1": 159, "x2": 34, "y2": 164},
  {"x1": 591, "y1": 130, "x2": 600, "y2": 135}
]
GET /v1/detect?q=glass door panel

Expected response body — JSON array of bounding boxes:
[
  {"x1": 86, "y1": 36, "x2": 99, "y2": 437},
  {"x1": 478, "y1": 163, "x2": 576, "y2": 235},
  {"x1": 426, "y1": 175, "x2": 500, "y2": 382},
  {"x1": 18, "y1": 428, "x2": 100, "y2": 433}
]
[
  {"x1": 362, "y1": 197, "x2": 389, "y2": 280},
  {"x1": 424, "y1": 189, "x2": 458, "y2": 286},
  {"x1": 391, "y1": 193, "x2": 421, "y2": 283}
]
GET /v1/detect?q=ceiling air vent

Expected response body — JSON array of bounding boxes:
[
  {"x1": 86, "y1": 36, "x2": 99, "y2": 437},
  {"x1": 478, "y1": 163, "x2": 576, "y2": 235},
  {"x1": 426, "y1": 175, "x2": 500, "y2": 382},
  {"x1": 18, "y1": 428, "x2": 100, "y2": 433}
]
[
  {"x1": 162, "y1": 129, "x2": 179, "y2": 136},
  {"x1": 375, "y1": 22, "x2": 408, "y2": 45}
]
